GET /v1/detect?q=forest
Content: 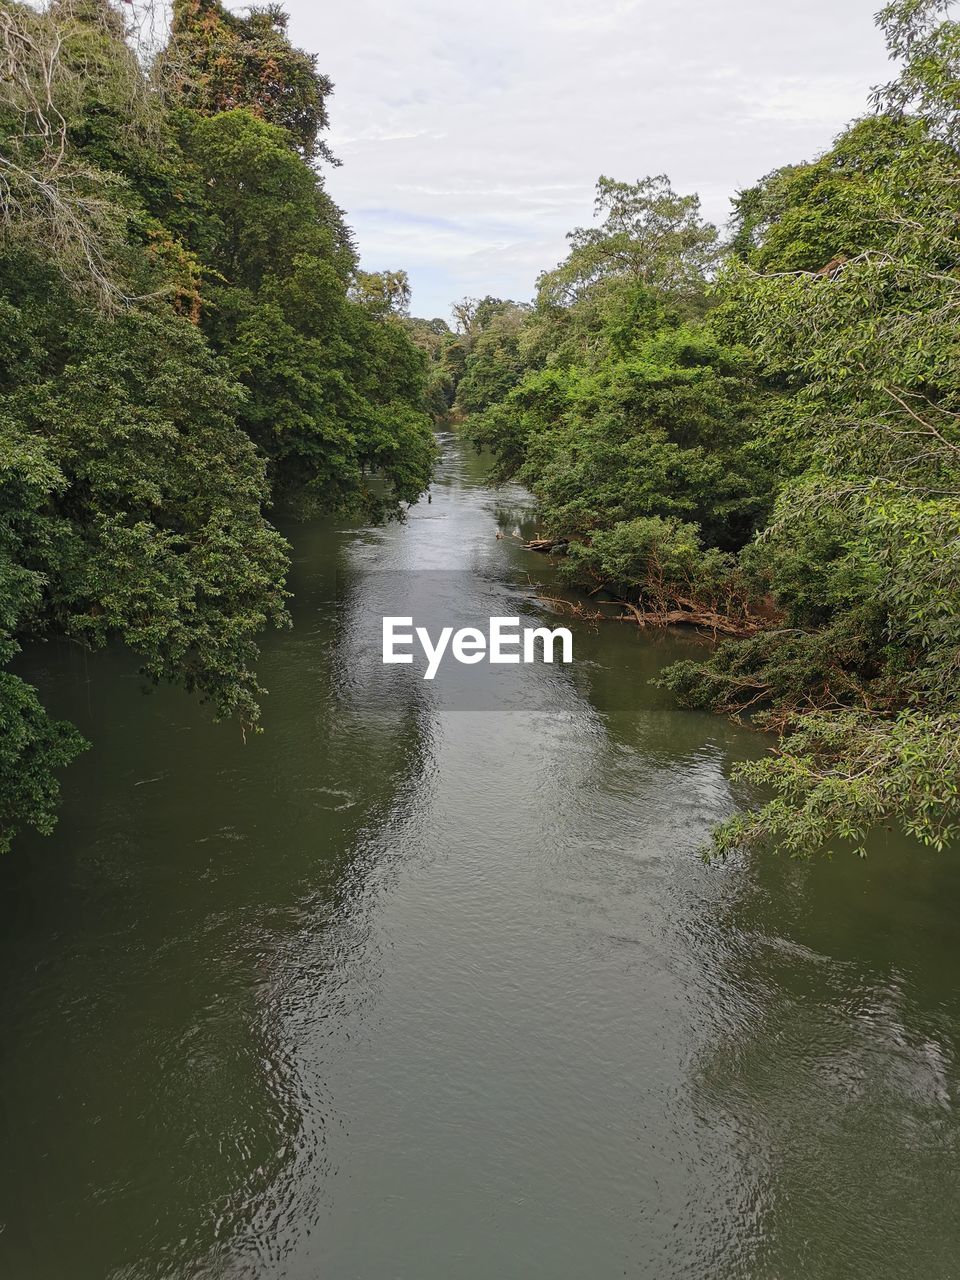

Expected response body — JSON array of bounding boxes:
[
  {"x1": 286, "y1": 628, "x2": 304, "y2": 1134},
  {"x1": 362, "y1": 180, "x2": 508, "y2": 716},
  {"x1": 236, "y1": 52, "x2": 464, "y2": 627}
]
[
  {"x1": 0, "y1": 0, "x2": 436, "y2": 854},
  {"x1": 2, "y1": 0, "x2": 959, "y2": 860},
  {"x1": 416, "y1": 0, "x2": 960, "y2": 858}
]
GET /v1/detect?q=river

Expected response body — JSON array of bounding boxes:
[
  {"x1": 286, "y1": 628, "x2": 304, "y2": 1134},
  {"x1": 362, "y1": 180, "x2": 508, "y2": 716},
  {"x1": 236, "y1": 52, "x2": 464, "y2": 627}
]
[{"x1": 1, "y1": 430, "x2": 959, "y2": 1279}]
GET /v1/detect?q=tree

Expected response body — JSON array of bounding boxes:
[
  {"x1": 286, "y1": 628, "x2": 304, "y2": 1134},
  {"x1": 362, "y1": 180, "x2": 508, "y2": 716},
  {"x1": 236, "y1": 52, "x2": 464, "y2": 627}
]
[
  {"x1": 176, "y1": 108, "x2": 434, "y2": 514},
  {"x1": 0, "y1": 253, "x2": 291, "y2": 725},
  {"x1": 455, "y1": 299, "x2": 531, "y2": 414},
  {"x1": 471, "y1": 325, "x2": 773, "y2": 550},
  {"x1": 537, "y1": 175, "x2": 719, "y2": 311},
  {"x1": 169, "y1": 0, "x2": 335, "y2": 162},
  {"x1": 350, "y1": 269, "x2": 412, "y2": 318},
  {"x1": 405, "y1": 316, "x2": 467, "y2": 422},
  {"x1": 0, "y1": 0, "x2": 152, "y2": 304}
]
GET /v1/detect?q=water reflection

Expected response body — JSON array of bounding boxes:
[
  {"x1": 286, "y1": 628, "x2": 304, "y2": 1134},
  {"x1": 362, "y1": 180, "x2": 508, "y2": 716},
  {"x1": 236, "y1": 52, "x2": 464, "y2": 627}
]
[
  {"x1": 688, "y1": 842, "x2": 960, "y2": 1278},
  {"x1": 0, "y1": 562, "x2": 435, "y2": 1277}
]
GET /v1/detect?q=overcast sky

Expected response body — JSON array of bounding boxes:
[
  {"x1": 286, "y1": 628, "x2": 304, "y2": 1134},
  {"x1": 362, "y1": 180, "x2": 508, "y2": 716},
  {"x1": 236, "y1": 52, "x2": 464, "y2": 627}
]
[{"x1": 277, "y1": 0, "x2": 893, "y2": 321}]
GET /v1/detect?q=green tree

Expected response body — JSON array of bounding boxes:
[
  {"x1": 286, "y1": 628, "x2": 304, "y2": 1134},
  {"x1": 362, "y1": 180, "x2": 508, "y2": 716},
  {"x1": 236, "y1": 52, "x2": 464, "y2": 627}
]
[
  {"x1": 169, "y1": 0, "x2": 335, "y2": 162},
  {"x1": 538, "y1": 175, "x2": 718, "y2": 313},
  {"x1": 175, "y1": 106, "x2": 434, "y2": 516},
  {"x1": 455, "y1": 299, "x2": 531, "y2": 414}
]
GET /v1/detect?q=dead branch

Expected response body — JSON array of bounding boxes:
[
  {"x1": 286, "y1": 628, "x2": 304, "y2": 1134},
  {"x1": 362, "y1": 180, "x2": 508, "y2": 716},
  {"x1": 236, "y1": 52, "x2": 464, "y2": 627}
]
[
  {"x1": 529, "y1": 593, "x2": 604, "y2": 624},
  {"x1": 615, "y1": 600, "x2": 764, "y2": 638},
  {"x1": 524, "y1": 537, "x2": 570, "y2": 553},
  {"x1": 0, "y1": 0, "x2": 167, "y2": 308}
]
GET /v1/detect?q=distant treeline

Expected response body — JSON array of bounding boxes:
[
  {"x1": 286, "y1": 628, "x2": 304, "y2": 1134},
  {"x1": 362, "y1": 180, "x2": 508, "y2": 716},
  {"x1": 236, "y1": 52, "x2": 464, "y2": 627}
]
[
  {"x1": 447, "y1": 0, "x2": 960, "y2": 858},
  {"x1": 0, "y1": 0, "x2": 436, "y2": 852}
]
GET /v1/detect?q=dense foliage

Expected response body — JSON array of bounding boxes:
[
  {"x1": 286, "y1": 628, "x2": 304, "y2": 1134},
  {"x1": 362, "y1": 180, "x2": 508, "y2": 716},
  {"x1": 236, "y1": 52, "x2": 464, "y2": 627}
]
[
  {"x1": 464, "y1": 0, "x2": 960, "y2": 858},
  {"x1": 0, "y1": 0, "x2": 435, "y2": 853}
]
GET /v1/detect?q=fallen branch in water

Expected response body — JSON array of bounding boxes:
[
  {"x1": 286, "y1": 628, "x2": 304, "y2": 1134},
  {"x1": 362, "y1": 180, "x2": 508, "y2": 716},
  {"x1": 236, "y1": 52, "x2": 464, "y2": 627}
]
[
  {"x1": 615, "y1": 598, "x2": 765, "y2": 638},
  {"x1": 524, "y1": 537, "x2": 569, "y2": 553},
  {"x1": 521, "y1": 536, "x2": 773, "y2": 637},
  {"x1": 533, "y1": 593, "x2": 604, "y2": 623}
]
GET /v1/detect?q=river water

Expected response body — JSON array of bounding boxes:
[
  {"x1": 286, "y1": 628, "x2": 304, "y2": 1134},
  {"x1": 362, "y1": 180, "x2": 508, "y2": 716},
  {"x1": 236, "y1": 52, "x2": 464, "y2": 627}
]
[{"x1": 1, "y1": 431, "x2": 959, "y2": 1280}]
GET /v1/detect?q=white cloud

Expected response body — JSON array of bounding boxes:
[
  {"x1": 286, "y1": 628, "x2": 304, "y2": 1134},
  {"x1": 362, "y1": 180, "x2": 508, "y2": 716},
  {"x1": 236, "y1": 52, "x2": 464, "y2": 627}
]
[{"x1": 275, "y1": 0, "x2": 893, "y2": 319}]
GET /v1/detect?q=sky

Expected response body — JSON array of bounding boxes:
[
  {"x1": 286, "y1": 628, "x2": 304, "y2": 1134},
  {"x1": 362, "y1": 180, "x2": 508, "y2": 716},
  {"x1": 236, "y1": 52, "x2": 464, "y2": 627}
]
[{"x1": 276, "y1": 0, "x2": 895, "y2": 321}]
